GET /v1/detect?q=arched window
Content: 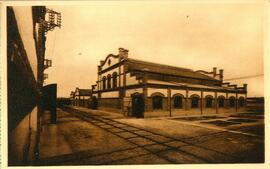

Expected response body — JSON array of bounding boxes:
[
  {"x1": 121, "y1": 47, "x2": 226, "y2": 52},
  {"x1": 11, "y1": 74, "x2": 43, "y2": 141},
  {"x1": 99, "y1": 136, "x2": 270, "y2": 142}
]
[
  {"x1": 112, "y1": 72, "x2": 117, "y2": 88},
  {"x1": 153, "y1": 96, "x2": 163, "y2": 109},
  {"x1": 218, "y1": 96, "x2": 225, "y2": 107},
  {"x1": 238, "y1": 97, "x2": 245, "y2": 107},
  {"x1": 107, "y1": 74, "x2": 111, "y2": 89},
  {"x1": 102, "y1": 76, "x2": 106, "y2": 90},
  {"x1": 205, "y1": 96, "x2": 213, "y2": 108},
  {"x1": 174, "y1": 95, "x2": 183, "y2": 108},
  {"x1": 191, "y1": 95, "x2": 200, "y2": 108},
  {"x1": 229, "y1": 96, "x2": 236, "y2": 107}
]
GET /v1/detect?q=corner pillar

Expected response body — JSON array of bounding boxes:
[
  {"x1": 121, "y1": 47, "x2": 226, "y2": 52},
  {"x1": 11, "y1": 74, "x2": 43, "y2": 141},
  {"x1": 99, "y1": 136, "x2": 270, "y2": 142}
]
[
  {"x1": 215, "y1": 92, "x2": 218, "y2": 114},
  {"x1": 236, "y1": 93, "x2": 238, "y2": 112},
  {"x1": 200, "y1": 90, "x2": 203, "y2": 115},
  {"x1": 168, "y1": 88, "x2": 172, "y2": 117},
  {"x1": 185, "y1": 89, "x2": 189, "y2": 110},
  {"x1": 225, "y1": 92, "x2": 229, "y2": 109},
  {"x1": 143, "y1": 71, "x2": 148, "y2": 115}
]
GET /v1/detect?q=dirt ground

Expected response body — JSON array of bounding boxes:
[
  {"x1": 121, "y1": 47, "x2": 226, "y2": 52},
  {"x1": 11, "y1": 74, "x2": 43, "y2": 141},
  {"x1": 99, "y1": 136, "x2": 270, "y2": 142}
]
[{"x1": 37, "y1": 106, "x2": 264, "y2": 165}]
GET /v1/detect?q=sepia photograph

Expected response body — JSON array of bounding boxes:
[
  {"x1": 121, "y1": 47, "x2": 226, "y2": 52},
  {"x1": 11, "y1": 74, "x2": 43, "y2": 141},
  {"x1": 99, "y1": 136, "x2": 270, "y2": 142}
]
[{"x1": 1, "y1": 0, "x2": 269, "y2": 168}]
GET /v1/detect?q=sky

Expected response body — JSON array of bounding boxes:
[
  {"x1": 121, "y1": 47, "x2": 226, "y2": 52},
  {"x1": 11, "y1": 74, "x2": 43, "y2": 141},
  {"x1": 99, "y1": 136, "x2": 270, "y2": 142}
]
[{"x1": 43, "y1": 2, "x2": 264, "y2": 97}]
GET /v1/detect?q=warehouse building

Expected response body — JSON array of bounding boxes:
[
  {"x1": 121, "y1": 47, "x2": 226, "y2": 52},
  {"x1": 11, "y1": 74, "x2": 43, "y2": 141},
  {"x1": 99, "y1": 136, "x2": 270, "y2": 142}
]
[{"x1": 91, "y1": 48, "x2": 247, "y2": 118}]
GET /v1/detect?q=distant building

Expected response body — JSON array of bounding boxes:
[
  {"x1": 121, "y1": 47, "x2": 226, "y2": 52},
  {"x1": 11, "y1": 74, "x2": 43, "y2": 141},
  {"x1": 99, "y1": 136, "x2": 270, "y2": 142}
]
[
  {"x1": 70, "y1": 91, "x2": 75, "y2": 105},
  {"x1": 57, "y1": 97, "x2": 71, "y2": 108},
  {"x1": 71, "y1": 88, "x2": 92, "y2": 107},
  {"x1": 91, "y1": 48, "x2": 247, "y2": 118}
]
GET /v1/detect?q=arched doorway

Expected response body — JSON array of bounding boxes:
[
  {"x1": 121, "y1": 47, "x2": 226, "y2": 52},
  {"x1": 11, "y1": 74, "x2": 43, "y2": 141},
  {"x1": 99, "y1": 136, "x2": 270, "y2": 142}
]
[
  {"x1": 190, "y1": 95, "x2": 200, "y2": 108},
  {"x1": 153, "y1": 95, "x2": 163, "y2": 109},
  {"x1": 173, "y1": 94, "x2": 184, "y2": 109},
  {"x1": 131, "y1": 93, "x2": 144, "y2": 118},
  {"x1": 205, "y1": 95, "x2": 213, "y2": 108},
  {"x1": 229, "y1": 96, "x2": 236, "y2": 107},
  {"x1": 238, "y1": 97, "x2": 245, "y2": 107},
  {"x1": 218, "y1": 96, "x2": 225, "y2": 108}
]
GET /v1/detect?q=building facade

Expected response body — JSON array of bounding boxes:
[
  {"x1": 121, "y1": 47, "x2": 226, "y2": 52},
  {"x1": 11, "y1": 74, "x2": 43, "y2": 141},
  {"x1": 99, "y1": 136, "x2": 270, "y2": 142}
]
[
  {"x1": 7, "y1": 6, "x2": 61, "y2": 165},
  {"x1": 91, "y1": 48, "x2": 247, "y2": 118}
]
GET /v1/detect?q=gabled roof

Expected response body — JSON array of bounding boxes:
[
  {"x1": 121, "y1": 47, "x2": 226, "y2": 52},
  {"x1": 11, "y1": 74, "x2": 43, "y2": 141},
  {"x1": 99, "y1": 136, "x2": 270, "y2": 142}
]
[
  {"x1": 75, "y1": 88, "x2": 92, "y2": 96},
  {"x1": 125, "y1": 58, "x2": 219, "y2": 82}
]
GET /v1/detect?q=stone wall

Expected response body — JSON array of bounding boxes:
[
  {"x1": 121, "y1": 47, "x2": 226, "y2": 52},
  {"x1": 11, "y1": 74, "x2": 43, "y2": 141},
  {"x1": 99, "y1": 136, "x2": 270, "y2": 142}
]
[{"x1": 97, "y1": 98, "x2": 122, "y2": 109}]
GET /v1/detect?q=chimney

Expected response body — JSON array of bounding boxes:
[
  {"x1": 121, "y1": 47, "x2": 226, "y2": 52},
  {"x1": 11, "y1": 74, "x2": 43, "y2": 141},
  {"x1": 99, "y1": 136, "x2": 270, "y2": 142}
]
[
  {"x1": 243, "y1": 84, "x2": 248, "y2": 91},
  {"x1": 213, "y1": 67, "x2": 217, "y2": 77},
  {"x1": 219, "y1": 69, "x2": 224, "y2": 81},
  {"x1": 119, "y1": 47, "x2": 129, "y2": 59},
  {"x1": 100, "y1": 60, "x2": 104, "y2": 65}
]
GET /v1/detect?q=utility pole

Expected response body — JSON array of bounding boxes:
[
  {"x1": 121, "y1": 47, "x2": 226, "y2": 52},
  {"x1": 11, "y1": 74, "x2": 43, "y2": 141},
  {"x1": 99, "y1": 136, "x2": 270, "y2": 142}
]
[{"x1": 34, "y1": 7, "x2": 61, "y2": 160}]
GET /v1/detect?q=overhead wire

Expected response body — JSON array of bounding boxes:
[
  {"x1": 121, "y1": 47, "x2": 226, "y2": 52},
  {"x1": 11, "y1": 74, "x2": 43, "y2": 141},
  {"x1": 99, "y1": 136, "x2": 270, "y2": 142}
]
[{"x1": 224, "y1": 74, "x2": 264, "y2": 81}]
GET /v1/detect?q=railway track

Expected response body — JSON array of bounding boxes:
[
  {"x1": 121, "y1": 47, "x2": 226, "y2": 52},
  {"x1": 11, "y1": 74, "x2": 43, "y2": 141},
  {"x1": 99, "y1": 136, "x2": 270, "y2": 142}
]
[{"x1": 60, "y1": 106, "x2": 237, "y2": 164}]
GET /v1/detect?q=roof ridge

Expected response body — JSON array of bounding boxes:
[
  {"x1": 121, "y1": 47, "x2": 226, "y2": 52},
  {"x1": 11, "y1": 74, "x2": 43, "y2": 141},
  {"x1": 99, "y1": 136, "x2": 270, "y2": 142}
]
[
  {"x1": 126, "y1": 58, "x2": 194, "y2": 72},
  {"x1": 125, "y1": 58, "x2": 219, "y2": 81},
  {"x1": 77, "y1": 89, "x2": 91, "y2": 91}
]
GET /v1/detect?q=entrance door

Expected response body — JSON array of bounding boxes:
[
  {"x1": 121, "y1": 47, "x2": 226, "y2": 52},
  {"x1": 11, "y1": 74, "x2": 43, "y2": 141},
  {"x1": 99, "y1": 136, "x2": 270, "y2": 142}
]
[{"x1": 132, "y1": 94, "x2": 144, "y2": 118}]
